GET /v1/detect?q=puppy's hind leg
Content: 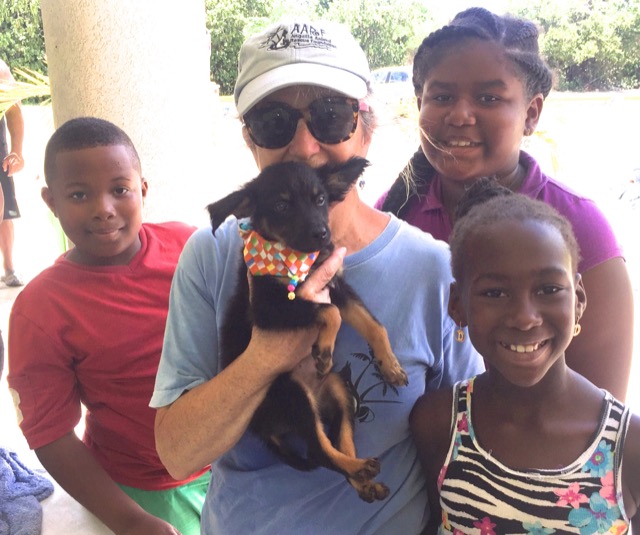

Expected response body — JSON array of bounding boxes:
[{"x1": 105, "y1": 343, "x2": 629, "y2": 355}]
[{"x1": 318, "y1": 375, "x2": 389, "y2": 502}]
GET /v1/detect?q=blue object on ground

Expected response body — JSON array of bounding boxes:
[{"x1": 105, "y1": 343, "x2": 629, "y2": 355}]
[{"x1": 0, "y1": 448, "x2": 54, "y2": 535}]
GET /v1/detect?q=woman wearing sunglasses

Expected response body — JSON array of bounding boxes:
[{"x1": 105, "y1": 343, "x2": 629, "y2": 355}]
[{"x1": 152, "y1": 19, "x2": 483, "y2": 534}]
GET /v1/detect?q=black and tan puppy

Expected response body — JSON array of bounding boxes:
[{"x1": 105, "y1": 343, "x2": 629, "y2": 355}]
[{"x1": 207, "y1": 157, "x2": 407, "y2": 502}]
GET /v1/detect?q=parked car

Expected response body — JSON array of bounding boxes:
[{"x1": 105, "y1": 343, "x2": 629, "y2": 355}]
[
  {"x1": 371, "y1": 65, "x2": 415, "y2": 105},
  {"x1": 372, "y1": 65, "x2": 412, "y2": 84}
]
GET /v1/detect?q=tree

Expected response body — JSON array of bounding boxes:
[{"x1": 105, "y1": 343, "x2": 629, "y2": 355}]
[
  {"x1": 510, "y1": 0, "x2": 640, "y2": 90},
  {"x1": 206, "y1": 0, "x2": 273, "y2": 96},
  {"x1": 206, "y1": 0, "x2": 432, "y2": 96},
  {"x1": 1, "y1": 0, "x2": 636, "y2": 97},
  {"x1": 0, "y1": 0, "x2": 46, "y2": 73},
  {"x1": 319, "y1": 0, "x2": 430, "y2": 70}
]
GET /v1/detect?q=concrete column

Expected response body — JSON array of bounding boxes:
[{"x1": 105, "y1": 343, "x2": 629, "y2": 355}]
[{"x1": 40, "y1": 0, "x2": 220, "y2": 225}]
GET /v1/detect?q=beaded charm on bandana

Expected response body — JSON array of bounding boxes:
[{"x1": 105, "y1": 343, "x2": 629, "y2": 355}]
[{"x1": 238, "y1": 220, "x2": 319, "y2": 300}]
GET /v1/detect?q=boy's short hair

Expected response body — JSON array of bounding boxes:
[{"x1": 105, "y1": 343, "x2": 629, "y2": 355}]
[{"x1": 44, "y1": 117, "x2": 141, "y2": 185}]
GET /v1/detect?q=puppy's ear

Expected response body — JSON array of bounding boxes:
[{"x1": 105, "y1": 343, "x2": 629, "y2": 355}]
[
  {"x1": 321, "y1": 157, "x2": 370, "y2": 203},
  {"x1": 207, "y1": 189, "x2": 253, "y2": 234}
]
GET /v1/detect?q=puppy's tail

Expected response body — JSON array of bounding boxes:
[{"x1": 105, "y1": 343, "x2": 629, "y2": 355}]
[{"x1": 267, "y1": 444, "x2": 320, "y2": 471}]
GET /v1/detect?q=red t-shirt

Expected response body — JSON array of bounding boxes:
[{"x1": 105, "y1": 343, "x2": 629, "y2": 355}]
[{"x1": 8, "y1": 222, "x2": 205, "y2": 490}]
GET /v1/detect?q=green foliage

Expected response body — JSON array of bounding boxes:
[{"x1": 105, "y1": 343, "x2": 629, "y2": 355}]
[
  {"x1": 0, "y1": 0, "x2": 637, "y2": 98},
  {"x1": 206, "y1": 0, "x2": 431, "y2": 96},
  {"x1": 319, "y1": 0, "x2": 430, "y2": 69},
  {"x1": 205, "y1": 0, "x2": 274, "y2": 96},
  {"x1": 509, "y1": 0, "x2": 640, "y2": 90},
  {"x1": 0, "y1": 0, "x2": 46, "y2": 74}
]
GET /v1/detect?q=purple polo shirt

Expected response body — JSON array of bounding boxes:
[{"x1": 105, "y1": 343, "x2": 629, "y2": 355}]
[{"x1": 377, "y1": 151, "x2": 623, "y2": 273}]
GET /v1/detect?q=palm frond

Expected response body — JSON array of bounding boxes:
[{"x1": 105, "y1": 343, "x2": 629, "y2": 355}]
[
  {"x1": 13, "y1": 67, "x2": 49, "y2": 85},
  {"x1": 0, "y1": 68, "x2": 51, "y2": 118}
]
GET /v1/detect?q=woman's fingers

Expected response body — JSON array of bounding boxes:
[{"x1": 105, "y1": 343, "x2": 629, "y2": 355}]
[{"x1": 297, "y1": 247, "x2": 346, "y2": 303}]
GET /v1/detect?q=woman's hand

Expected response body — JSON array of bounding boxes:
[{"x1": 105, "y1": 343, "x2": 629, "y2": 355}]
[
  {"x1": 247, "y1": 246, "x2": 347, "y2": 376},
  {"x1": 297, "y1": 247, "x2": 346, "y2": 303}
]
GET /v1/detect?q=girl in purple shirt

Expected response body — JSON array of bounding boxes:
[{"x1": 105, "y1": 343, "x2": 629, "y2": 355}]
[{"x1": 378, "y1": 7, "x2": 633, "y2": 401}]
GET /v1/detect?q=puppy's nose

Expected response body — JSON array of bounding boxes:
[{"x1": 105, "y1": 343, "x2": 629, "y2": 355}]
[{"x1": 313, "y1": 226, "x2": 329, "y2": 242}]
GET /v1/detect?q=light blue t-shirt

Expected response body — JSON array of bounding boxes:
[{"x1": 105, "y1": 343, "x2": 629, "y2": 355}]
[{"x1": 151, "y1": 215, "x2": 483, "y2": 535}]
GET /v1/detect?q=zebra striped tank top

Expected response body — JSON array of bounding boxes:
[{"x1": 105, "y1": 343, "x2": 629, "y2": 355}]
[{"x1": 437, "y1": 378, "x2": 631, "y2": 534}]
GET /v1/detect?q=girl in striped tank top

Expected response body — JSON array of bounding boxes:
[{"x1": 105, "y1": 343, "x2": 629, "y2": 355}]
[{"x1": 410, "y1": 180, "x2": 640, "y2": 534}]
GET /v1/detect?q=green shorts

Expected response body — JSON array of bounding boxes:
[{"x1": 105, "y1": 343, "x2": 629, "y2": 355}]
[{"x1": 119, "y1": 471, "x2": 211, "y2": 535}]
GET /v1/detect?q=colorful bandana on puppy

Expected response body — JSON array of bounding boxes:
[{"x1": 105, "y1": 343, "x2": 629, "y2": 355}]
[{"x1": 238, "y1": 219, "x2": 319, "y2": 300}]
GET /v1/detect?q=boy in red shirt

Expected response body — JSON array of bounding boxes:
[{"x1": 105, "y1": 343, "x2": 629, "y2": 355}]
[{"x1": 8, "y1": 117, "x2": 209, "y2": 535}]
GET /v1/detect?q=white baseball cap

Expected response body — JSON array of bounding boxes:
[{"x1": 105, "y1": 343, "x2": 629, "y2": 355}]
[{"x1": 234, "y1": 19, "x2": 371, "y2": 116}]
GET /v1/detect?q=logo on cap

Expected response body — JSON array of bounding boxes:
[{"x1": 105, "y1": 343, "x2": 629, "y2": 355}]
[{"x1": 261, "y1": 24, "x2": 335, "y2": 52}]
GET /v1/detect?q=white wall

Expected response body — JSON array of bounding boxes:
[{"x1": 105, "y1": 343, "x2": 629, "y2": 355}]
[{"x1": 40, "y1": 0, "x2": 220, "y2": 225}]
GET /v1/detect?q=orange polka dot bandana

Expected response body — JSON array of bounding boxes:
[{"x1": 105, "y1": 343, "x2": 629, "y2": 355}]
[{"x1": 239, "y1": 220, "x2": 319, "y2": 300}]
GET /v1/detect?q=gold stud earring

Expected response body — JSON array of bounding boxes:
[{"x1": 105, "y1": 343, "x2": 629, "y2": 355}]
[
  {"x1": 456, "y1": 323, "x2": 465, "y2": 343},
  {"x1": 573, "y1": 324, "x2": 582, "y2": 337}
]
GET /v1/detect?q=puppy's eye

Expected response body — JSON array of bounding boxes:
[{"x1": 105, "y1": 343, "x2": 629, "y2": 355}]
[
  {"x1": 274, "y1": 201, "x2": 289, "y2": 213},
  {"x1": 316, "y1": 195, "x2": 326, "y2": 206}
]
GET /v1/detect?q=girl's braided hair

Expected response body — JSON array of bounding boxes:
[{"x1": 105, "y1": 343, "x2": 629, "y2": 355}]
[
  {"x1": 449, "y1": 177, "x2": 580, "y2": 283},
  {"x1": 381, "y1": 7, "x2": 553, "y2": 217}
]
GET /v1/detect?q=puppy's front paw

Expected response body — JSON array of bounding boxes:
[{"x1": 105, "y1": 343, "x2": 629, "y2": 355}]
[
  {"x1": 312, "y1": 344, "x2": 333, "y2": 377},
  {"x1": 380, "y1": 358, "x2": 408, "y2": 386}
]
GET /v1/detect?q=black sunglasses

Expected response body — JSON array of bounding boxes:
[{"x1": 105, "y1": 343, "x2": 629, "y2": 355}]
[{"x1": 243, "y1": 97, "x2": 365, "y2": 149}]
